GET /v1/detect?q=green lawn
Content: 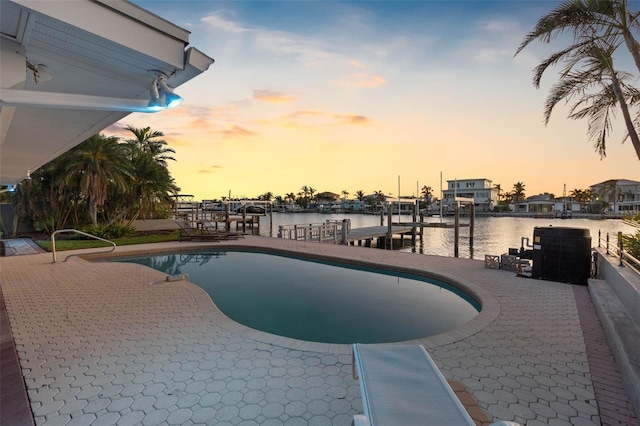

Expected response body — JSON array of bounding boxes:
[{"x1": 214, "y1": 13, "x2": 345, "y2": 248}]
[{"x1": 37, "y1": 231, "x2": 181, "y2": 252}]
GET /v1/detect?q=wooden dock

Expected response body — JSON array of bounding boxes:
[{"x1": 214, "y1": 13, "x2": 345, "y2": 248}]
[{"x1": 395, "y1": 222, "x2": 469, "y2": 228}]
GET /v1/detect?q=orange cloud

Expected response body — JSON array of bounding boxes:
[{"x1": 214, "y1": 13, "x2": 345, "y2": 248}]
[
  {"x1": 254, "y1": 89, "x2": 297, "y2": 103},
  {"x1": 217, "y1": 124, "x2": 256, "y2": 138},
  {"x1": 103, "y1": 123, "x2": 131, "y2": 138},
  {"x1": 276, "y1": 110, "x2": 371, "y2": 128},
  {"x1": 334, "y1": 114, "x2": 369, "y2": 125}
]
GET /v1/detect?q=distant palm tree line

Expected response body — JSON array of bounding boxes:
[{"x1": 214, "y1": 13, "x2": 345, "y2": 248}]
[
  {"x1": 10, "y1": 126, "x2": 178, "y2": 235},
  {"x1": 239, "y1": 187, "x2": 390, "y2": 210},
  {"x1": 234, "y1": 181, "x2": 607, "y2": 211}
]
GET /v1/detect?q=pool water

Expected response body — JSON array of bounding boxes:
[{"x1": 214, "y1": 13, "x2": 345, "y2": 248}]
[{"x1": 119, "y1": 250, "x2": 480, "y2": 344}]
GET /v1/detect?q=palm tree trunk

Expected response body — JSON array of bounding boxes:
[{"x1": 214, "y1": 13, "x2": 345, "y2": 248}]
[
  {"x1": 623, "y1": 30, "x2": 640, "y2": 74},
  {"x1": 89, "y1": 200, "x2": 98, "y2": 227},
  {"x1": 611, "y1": 73, "x2": 640, "y2": 160}
]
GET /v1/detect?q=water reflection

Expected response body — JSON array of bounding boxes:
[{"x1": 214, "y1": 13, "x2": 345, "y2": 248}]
[
  {"x1": 131, "y1": 251, "x2": 228, "y2": 276},
  {"x1": 260, "y1": 213, "x2": 634, "y2": 259},
  {"x1": 121, "y1": 251, "x2": 479, "y2": 343}
]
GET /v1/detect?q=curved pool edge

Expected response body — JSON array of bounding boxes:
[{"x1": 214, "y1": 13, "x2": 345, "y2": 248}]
[{"x1": 85, "y1": 238, "x2": 502, "y2": 355}]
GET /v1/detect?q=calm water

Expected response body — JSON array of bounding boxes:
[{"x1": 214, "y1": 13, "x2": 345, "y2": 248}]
[
  {"x1": 121, "y1": 251, "x2": 479, "y2": 344},
  {"x1": 257, "y1": 213, "x2": 633, "y2": 259}
]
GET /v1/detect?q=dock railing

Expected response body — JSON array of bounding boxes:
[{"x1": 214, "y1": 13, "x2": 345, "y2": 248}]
[
  {"x1": 598, "y1": 230, "x2": 640, "y2": 273},
  {"x1": 278, "y1": 219, "x2": 350, "y2": 243}
]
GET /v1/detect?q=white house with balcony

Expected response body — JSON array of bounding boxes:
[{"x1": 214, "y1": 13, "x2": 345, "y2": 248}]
[
  {"x1": 442, "y1": 178, "x2": 498, "y2": 212},
  {"x1": 590, "y1": 179, "x2": 640, "y2": 213}
]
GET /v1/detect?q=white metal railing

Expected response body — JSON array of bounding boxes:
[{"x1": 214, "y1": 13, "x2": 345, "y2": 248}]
[
  {"x1": 51, "y1": 229, "x2": 116, "y2": 263},
  {"x1": 597, "y1": 230, "x2": 640, "y2": 273},
  {"x1": 278, "y1": 220, "x2": 350, "y2": 243}
]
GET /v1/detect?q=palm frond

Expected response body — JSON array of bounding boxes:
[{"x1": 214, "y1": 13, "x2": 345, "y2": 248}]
[{"x1": 515, "y1": 0, "x2": 596, "y2": 56}]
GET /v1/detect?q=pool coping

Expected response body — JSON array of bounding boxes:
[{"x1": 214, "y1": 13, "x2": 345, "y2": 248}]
[{"x1": 83, "y1": 240, "x2": 501, "y2": 355}]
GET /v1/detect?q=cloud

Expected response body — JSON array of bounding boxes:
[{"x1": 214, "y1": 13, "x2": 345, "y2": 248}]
[
  {"x1": 334, "y1": 114, "x2": 369, "y2": 125},
  {"x1": 480, "y1": 19, "x2": 520, "y2": 33},
  {"x1": 254, "y1": 89, "x2": 297, "y2": 103},
  {"x1": 201, "y1": 13, "x2": 247, "y2": 34},
  {"x1": 332, "y1": 73, "x2": 387, "y2": 88},
  {"x1": 103, "y1": 123, "x2": 130, "y2": 138},
  {"x1": 278, "y1": 110, "x2": 371, "y2": 128},
  {"x1": 198, "y1": 166, "x2": 223, "y2": 174},
  {"x1": 472, "y1": 48, "x2": 515, "y2": 64},
  {"x1": 217, "y1": 125, "x2": 256, "y2": 138},
  {"x1": 200, "y1": 11, "x2": 334, "y2": 68}
]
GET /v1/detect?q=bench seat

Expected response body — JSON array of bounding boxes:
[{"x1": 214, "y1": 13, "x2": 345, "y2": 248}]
[{"x1": 352, "y1": 343, "x2": 475, "y2": 426}]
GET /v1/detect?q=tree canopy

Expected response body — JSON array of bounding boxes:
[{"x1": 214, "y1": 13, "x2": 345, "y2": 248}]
[
  {"x1": 516, "y1": 0, "x2": 640, "y2": 159},
  {"x1": 12, "y1": 127, "x2": 179, "y2": 234}
]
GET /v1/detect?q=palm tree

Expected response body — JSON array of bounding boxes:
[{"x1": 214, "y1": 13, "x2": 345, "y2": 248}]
[
  {"x1": 512, "y1": 182, "x2": 526, "y2": 204},
  {"x1": 126, "y1": 126, "x2": 176, "y2": 166},
  {"x1": 503, "y1": 191, "x2": 515, "y2": 205},
  {"x1": 516, "y1": 0, "x2": 640, "y2": 74},
  {"x1": 355, "y1": 190, "x2": 365, "y2": 201},
  {"x1": 373, "y1": 190, "x2": 387, "y2": 205},
  {"x1": 421, "y1": 185, "x2": 432, "y2": 201},
  {"x1": 13, "y1": 155, "x2": 75, "y2": 232},
  {"x1": 544, "y1": 43, "x2": 640, "y2": 158},
  {"x1": 515, "y1": 0, "x2": 640, "y2": 159},
  {"x1": 341, "y1": 190, "x2": 350, "y2": 201},
  {"x1": 125, "y1": 152, "x2": 178, "y2": 221},
  {"x1": 258, "y1": 192, "x2": 273, "y2": 202},
  {"x1": 285, "y1": 192, "x2": 296, "y2": 207},
  {"x1": 569, "y1": 188, "x2": 584, "y2": 200},
  {"x1": 493, "y1": 183, "x2": 503, "y2": 202},
  {"x1": 64, "y1": 134, "x2": 133, "y2": 226},
  {"x1": 599, "y1": 179, "x2": 621, "y2": 211}
]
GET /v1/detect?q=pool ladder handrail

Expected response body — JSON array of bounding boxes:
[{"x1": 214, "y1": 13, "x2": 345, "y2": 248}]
[{"x1": 51, "y1": 229, "x2": 116, "y2": 263}]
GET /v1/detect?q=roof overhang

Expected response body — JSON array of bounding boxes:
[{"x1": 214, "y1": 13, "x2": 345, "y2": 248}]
[{"x1": 0, "y1": 0, "x2": 214, "y2": 186}]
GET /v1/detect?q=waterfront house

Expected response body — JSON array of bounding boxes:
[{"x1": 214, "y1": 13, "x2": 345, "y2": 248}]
[
  {"x1": 518, "y1": 193, "x2": 581, "y2": 216},
  {"x1": 442, "y1": 178, "x2": 498, "y2": 212},
  {"x1": 590, "y1": 179, "x2": 640, "y2": 213}
]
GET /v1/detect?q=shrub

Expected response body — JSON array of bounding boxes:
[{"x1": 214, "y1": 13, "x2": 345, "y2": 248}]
[
  {"x1": 82, "y1": 223, "x2": 134, "y2": 239},
  {"x1": 622, "y1": 213, "x2": 640, "y2": 264}
]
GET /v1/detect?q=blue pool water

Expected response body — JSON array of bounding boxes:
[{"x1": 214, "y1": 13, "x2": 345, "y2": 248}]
[{"x1": 118, "y1": 250, "x2": 480, "y2": 344}]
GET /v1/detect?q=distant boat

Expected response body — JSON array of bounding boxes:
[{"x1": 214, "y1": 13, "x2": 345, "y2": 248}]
[{"x1": 236, "y1": 205, "x2": 266, "y2": 214}]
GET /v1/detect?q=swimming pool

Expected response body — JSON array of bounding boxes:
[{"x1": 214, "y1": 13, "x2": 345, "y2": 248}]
[{"x1": 118, "y1": 250, "x2": 480, "y2": 344}]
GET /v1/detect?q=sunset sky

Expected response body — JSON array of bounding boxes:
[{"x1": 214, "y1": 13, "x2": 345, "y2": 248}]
[{"x1": 107, "y1": 0, "x2": 640, "y2": 201}]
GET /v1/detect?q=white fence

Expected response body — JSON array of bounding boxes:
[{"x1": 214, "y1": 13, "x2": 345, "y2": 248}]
[{"x1": 278, "y1": 220, "x2": 350, "y2": 243}]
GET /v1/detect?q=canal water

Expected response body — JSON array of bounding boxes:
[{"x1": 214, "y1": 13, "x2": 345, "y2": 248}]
[{"x1": 257, "y1": 213, "x2": 635, "y2": 259}]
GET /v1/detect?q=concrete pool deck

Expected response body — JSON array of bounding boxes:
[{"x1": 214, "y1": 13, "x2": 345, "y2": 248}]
[{"x1": 0, "y1": 236, "x2": 638, "y2": 425}]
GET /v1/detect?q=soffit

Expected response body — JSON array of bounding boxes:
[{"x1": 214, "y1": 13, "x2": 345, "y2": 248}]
[{"x1": 0, "y1": 0, "x2": 213, "y2": 186}]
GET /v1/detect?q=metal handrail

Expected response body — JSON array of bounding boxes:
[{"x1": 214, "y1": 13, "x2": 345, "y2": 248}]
[
  {"x1": 51, "y1": 229, "x2": 116, "y2": 263},
  {"x1": 597, "y1": 230, "x2": 640, "y2": 272}
]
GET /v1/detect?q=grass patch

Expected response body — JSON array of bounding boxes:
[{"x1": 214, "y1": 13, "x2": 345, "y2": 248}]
[{"x1": 37, "y1": 231, "x2": 181, "y2": 252}]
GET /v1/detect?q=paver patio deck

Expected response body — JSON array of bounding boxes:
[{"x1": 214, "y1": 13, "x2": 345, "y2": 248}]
[{"x1": 0, "y1": 236, "x2": 638, "y2": 425}]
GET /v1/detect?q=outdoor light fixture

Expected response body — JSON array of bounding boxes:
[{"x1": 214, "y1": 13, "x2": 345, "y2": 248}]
[
  {"x1": 1, "y1": 70, "x2": 183, "y2": 113},
  {"x1": 26, "y1": 60, "x2": 53, "y2": 83},
  {"x1": 147, "y1": 71, "x2": 183, "y2": 110},
  {"x1": 147, "y1": 79, "x2": 165, "y2": 111},
  {"x1": 0, "y1": 185, "x2": 16, "y2": 194}
]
